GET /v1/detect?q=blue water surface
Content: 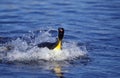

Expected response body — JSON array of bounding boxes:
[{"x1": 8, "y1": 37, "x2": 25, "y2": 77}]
[{"x1": 0, "y1": 0, "x2": 120, "y2": 78}]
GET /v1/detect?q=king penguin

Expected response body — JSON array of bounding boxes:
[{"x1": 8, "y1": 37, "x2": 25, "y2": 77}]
[{"x1": 37, "y1": 28, "x2": 64, "y2": 51}]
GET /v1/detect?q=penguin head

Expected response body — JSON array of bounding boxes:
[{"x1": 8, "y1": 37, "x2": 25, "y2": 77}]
[{"x1": 58, "y1": 28, "x2": 64, "y2": 40}]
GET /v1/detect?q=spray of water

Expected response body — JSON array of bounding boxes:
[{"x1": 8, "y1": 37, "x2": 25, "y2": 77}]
[{"x1": 0, "y1": 28, "x2": 88, "y2": 63}]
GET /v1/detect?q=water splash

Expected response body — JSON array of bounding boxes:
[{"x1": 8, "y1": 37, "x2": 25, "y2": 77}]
[{"x1": 0, "y1": 28, "x2": 88, "y2": 63}]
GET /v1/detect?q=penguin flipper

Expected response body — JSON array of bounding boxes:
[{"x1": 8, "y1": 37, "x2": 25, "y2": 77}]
[{"x1": 37, "y1": 42, "x2": 55, "y2": 49}]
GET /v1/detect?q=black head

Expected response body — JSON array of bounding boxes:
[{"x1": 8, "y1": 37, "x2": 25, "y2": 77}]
[{"x1": 58, "y1": 28, "x2": 64, "y2": 40}]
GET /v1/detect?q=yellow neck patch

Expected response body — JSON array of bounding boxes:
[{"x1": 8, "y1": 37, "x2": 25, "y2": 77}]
[{"x1": 53, "y1": 40, "x2": 62, "y2": 51}]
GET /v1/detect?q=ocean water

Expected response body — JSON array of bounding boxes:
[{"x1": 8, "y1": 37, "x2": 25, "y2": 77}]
[{"x1": 0, "y1": 0, "x2": 120, "y2": 78}]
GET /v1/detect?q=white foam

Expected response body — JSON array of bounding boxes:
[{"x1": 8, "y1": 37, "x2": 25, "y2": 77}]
[
  {"x1": 6, "y1": 42, "x2": 87, "y2": 62},
  {"x1": 1, "y1": 29, "x2": 88, "y2": 62}
]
